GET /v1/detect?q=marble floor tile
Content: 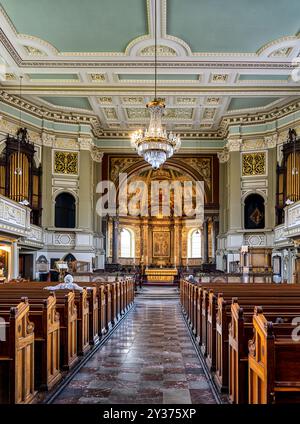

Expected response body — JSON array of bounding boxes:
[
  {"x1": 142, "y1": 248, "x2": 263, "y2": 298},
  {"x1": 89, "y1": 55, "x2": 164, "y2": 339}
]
[{"x1": 53, "y1": 290, "x2": 217, "y2": 405}]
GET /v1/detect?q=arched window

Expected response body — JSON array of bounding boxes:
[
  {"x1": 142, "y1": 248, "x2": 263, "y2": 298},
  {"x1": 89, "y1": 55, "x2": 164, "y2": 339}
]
[
  {"x1": 120, "y1": 228, "x2": 134, "y2": 258},
  {"x1": 188, "y1": 229, "x2": 201, "y2": 258},
  {"x1": 55, "y1": 192, "x2": 76, "y2": 228},
  {"x1": 244, "y1": 193, "x2": 265, "y2": 230}
]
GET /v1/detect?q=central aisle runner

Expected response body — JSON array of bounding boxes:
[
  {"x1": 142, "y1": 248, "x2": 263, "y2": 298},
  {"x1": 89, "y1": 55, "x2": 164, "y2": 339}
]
[{"x1": 54, "y1": 292, "x2": 217, "y2": 404}]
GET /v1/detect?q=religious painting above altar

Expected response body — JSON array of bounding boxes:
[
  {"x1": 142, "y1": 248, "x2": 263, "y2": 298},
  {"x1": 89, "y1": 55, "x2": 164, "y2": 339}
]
[{"x1": 152, "y1": 231, "x2": 170, "y2": 258}]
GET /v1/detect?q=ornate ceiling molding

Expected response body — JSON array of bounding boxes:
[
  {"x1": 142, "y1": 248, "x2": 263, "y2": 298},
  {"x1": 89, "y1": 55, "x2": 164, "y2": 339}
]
[{"x1": 1, "y1": 90, "x2": 300, "y2": 141}]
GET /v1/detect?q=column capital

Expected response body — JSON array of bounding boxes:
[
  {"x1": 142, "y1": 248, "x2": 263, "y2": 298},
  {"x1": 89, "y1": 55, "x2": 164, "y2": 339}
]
[
  {"x1": 264, "y1": 133, "x2": 278, "y2": 149},
  {"x1": 78, "y1": 136, "x2": 93, "y2": 150},
  {"x1": 41, "y1": 131, "x2": 55, "y2": 147},
  {"x1": 217, "y1": 148, "x2": 230, "y2": 163},
  {"x1": 226, "y1": 137, "x2": 242, "y2": 152},
  {"x1": 90, "y1": 146, "x2": 104, "y2": 163}
]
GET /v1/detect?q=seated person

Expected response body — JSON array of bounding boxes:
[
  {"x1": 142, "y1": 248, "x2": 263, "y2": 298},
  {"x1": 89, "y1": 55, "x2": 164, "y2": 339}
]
[{"x1": 44, "y1": 273, "x2": 83, "y2": 291}]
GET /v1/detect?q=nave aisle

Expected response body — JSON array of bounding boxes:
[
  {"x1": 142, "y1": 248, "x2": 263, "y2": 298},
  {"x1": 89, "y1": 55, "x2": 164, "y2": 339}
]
[{"x1": 53, "y1": 290, "x2": 217, "y2": 404}]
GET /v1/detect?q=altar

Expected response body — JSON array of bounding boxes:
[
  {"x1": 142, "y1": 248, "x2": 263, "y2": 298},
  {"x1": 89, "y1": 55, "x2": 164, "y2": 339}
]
[{"x1": 145, "y1": 268, "x2": 178, "y2": 284}]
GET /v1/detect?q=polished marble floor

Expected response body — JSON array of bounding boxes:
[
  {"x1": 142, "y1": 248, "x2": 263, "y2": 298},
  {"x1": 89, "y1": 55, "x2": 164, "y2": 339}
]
[{"x1": 53, "y1": 291, "x2": 217, "y2": 404}]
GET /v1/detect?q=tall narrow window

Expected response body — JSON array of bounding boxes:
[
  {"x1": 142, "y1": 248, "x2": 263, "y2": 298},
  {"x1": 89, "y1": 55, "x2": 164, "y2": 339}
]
[
  {"x1": 120, "y1": 228, "x2": 134, "y2": 258},
  {"x1": 55, "y1": 192, "x2": 76, "y2": 228},
  {"x1": 188, "y1": 229, "x2": 201, "y2": 258}
]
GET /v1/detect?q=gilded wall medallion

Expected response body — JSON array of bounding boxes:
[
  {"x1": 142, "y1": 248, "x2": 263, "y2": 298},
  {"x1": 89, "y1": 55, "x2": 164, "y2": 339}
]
[
  {"x1": 242, "y1": 152, "x2": 266, "y2": 176},
  {"x1": 54, "y1": 151, "x2": 78, "y2": 175}
]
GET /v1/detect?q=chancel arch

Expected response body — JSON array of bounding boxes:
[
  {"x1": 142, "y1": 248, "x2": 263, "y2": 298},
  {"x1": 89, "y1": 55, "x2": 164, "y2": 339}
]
[{"x1": 102, "y1": 154, "x2": 219, "y2": 272}]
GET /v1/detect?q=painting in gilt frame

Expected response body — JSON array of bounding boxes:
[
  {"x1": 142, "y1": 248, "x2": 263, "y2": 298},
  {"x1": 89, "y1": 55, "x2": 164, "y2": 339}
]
[{"x1": 152, "y1": 231, "x2": 170, "y2": 258}]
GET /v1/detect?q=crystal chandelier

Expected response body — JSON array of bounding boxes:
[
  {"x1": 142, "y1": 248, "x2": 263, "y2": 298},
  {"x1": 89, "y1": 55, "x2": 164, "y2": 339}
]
[{"x1": 131, "y1": 0, "x2": 181, "y2": 170}]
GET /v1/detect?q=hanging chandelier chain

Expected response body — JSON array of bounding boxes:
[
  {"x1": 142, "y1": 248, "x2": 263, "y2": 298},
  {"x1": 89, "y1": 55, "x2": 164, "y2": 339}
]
[
  {"x1": 130, "y1": 0, "x2": 181, "y2": 169},
  {"x1": 19, "y1": 75, "x2": 23, "y2": 129},
  {"x1": 154, "y1": 0, "x2": 157, "y2": 100}
]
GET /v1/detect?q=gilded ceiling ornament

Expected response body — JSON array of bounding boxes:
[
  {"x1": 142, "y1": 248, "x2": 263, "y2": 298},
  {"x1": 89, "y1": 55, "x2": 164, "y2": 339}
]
[
  {"x1": 5, "y1": 73, "x2": 16, "y2": 80},
  {"x1": 104, "y1": 108, "x2": 118, "y2": 120},
  {"x1": 164, "y1": 108, "x2": 193, "y2": 120},
  {"x1": 140, "y1": 45, "x2": 177, "y2": 56},
  {"x1": 206, "y1": 97, "x2": 220, "y2": 105},
  {"x1": 242, "y1": 152, "x2": 266, "y2": 176},
  {"x1": 54, "y1": 151, "x2": 78, "y2": 175},
  {"x1": 98, "y1": 97, "x2": 113, "y2": 105},
  {"x1": 176, "y1": 97, "x2": 197, "y2": 105},
  {"x1": 122, "y1": 97, "x2": 144, "y2": 105},
  {"x1": 90, "y1": 73, "x2": 105, "y2": 82},
  {"x1": 269, "y1": 47, "x2": 292, "y2": 57},
  {"x1": 127, "y1": 108, "x2": 149, "y2": 119},
  {"x1": 24, "y1": 45, "x2": 46, "y2": 56},
  {"x1": 203, "y1": 108, "x2": 216, "y2": 120},
  {"x1": 211, "y1": 74, "x2": 228, "y2": 83}
]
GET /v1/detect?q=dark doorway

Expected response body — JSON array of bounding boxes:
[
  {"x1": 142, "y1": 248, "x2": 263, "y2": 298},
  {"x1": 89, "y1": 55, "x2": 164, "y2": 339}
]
[{"x1": 19, "y1": 254, "x2": 34, "y2": 279}]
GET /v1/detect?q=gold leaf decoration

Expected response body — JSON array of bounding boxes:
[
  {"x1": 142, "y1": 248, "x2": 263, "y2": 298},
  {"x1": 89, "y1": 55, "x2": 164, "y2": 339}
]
[
  {"x1": 54, "y1": 151, "x2": 78, "y2": 175},
  {"x1": 242, "y1": 152, "x2": 266, "y2": 176}
]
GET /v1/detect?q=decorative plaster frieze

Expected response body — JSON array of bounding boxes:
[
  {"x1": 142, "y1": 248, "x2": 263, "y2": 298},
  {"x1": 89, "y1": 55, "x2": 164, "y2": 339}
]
[
  {"x1": 25, "y1": 224, "x2": 43, "y2": 244},
  {"x1": 241, "y1": 139, "x2": 266, "y2": 151},
  {"x1": 0, "y1": 195, "x2": 30, "y2": 232},
  {"x1": 53, "y1": 138, "x2": 78, "y2": 150}
]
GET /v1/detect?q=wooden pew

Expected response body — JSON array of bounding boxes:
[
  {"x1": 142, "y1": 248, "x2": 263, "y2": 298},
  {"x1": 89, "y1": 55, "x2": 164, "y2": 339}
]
[
  {"x1": 248, "y1": 307, "x2": 300, "y2": 404},
  {"x1": 206, "y1": 287, "x2": 300, "y2": 384},
  {"x1": 1, "y1": 286, "x2": 78, "y2": 371},
  {"x1": 180, "y1": 280, "x2": 300, "y2": 397},
  {"x1": 229, "y1": 300, "x2": 300, "y2": 403},
  {"x1": 0, "y1": 291, "x2": 61, "y2": 391},
  {"x1": 3, "y1": 283, "x2": 89, "y2": 359},
  {"x1": 0, "y1": 298, "x2": 36, "y2": 404},
  {"x1": 199, "y1": 284, "x2": 300, "y2": 359}
]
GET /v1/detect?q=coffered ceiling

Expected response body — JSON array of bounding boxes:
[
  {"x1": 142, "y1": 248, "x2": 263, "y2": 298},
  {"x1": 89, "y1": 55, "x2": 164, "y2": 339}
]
[{"x1": 0, "y1": 0, "x2": 300, "y2": 139}]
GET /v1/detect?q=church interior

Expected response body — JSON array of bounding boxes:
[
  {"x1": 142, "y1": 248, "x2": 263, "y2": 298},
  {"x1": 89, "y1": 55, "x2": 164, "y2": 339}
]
[{"x1": 1, "y1": 0, "x2": 300, "y2": 407}]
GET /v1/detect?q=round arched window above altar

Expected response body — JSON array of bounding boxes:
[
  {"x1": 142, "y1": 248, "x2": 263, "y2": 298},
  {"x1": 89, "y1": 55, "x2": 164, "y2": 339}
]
[
  {"x1": 188, "y1": 229, "x2": 201, "y2": 259},
  {"x1": 120, "y1": 228, "x2": 135, "y2": 258}
]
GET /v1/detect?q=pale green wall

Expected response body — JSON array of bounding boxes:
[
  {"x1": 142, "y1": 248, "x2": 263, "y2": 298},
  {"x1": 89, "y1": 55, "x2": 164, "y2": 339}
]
[
  {"x1": 228, "y1": 152, "x2": 242, "y2": 230},
  {"x1": 41, "y1": 146, "x2": 53, "y2": 228}
]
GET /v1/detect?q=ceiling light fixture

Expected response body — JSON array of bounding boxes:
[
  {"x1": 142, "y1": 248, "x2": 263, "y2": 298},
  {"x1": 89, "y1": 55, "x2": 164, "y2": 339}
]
[{"x1": 131, "y1": 0, "x2": 181, "y2": 169}]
